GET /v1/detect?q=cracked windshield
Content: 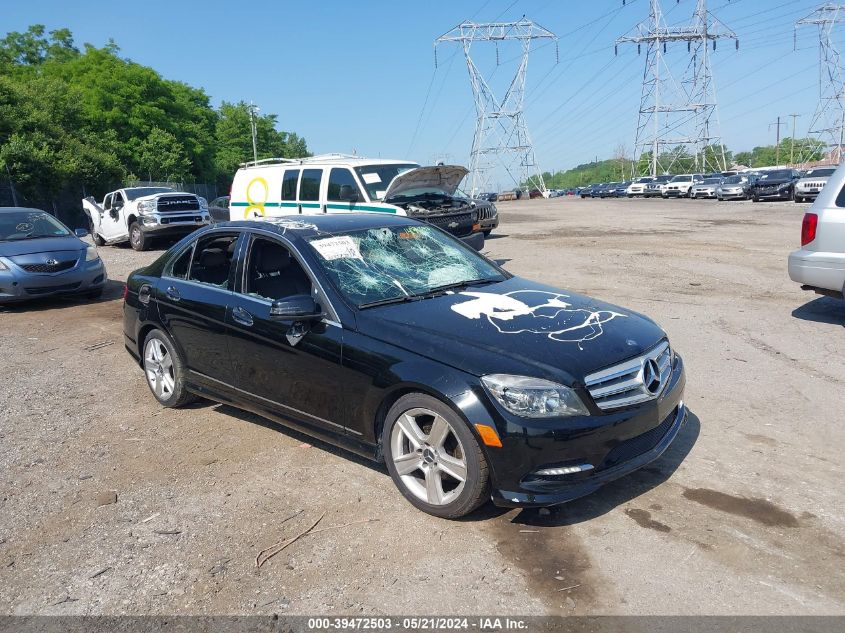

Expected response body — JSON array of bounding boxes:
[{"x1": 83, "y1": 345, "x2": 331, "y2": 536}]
[{"x1": 307, "y1": 225, "x2": 504, "y2": 307}]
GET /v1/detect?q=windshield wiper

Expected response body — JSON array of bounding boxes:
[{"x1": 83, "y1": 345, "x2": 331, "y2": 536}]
[
  {"x1": 415, "y1": 277, "x2": 499, "y2": 298},
  {"x1": 358, "y1": 295, "x2": 421, "y2": 309}
]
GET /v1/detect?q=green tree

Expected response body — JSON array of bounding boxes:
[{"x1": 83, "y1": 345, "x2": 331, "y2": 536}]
[
  {"x1": 0, "y1": 24, "x2": 309, "y2": 210},
  {"x1": 137, "y1": 128, "x2": 191, "y2": 181},
  {"x1": 214, "y1": 101, "x2": 308, "y2": 189}
]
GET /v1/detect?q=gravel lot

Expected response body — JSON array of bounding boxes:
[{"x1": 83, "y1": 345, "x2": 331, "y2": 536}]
[{"x1": 1, "y1": 196, "x2": 843, "y2": 616}]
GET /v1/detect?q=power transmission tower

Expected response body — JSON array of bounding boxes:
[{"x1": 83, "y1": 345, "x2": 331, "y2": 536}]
[
  {"x1": 796, "y1": 4, "x2": 845, "y2": 163},
  {"x1": 435, "y1": 18, "x2": 558, "y2": 196},
  {"x1": 616, "y1": 0, "x2": 737, "y2": 176}
]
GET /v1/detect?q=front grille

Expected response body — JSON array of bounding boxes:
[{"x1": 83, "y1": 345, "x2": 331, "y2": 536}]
[
  {"x1": 426, "y1": 212, "x2": 474, "y2": 236},
  {"x1": 25, "y1": 282, "x2": 81, "y2": 295},
  {"x1": 476, "y1": 206, "x2": 496, "y2": 220},
  {"x1": 584, "y1": 341, "x2": 672, "y2": 410},
  {"x1": 20, "y1": 260, "x2": 76, "y2": 273},
  {"x1": 156, "y1": 195, "x2": 200, "y2": 213},
  {"x1": 599, "y1": 407, "x2": 678, "y2": 470}
]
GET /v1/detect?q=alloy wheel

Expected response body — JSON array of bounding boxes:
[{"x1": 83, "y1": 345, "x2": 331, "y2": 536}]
[
  {"x1": 390, "y1": 408, "x2": 467, "y2": 506},
  {"x1": 131, "y1": 226, "x2": 141, "y2": 247},
  {"x1": 144, "y1": 338, "x2": 175, "y2": 401}
]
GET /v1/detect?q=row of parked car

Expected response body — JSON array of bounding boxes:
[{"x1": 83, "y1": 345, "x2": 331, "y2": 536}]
[{"x1": 579, "y1": 167, "x2": 838, "y2": 203}]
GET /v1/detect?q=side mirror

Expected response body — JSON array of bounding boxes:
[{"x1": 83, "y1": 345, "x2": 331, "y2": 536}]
[
  {"x1": 270, "y1": 294, "x2": 324, "y2": 321},
  {"x1": 339, "y1": 185, "x2": 359, "y2": 202},
  {"x1": 75, "y1": 228, "x2": 89, "y2": 238}
]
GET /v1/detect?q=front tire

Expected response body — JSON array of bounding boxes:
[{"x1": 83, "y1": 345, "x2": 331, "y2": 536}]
[
  {"x1": 142, "y1": 329, "x2": 196, "y2": 407},
  {"x1": 383, "y1": 394, "x2": 489, "y2": 519},
  {"x1": 129, "y1": 222, "x2": 150, "y2": 251}
]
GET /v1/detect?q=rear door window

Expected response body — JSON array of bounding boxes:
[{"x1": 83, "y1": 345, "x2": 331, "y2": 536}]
[
  {"x1": 299, "y1": 169, "x2": 322, "y2": 202},
  {"x1": 187, "y1": 233, "x2": 240, "y2": 289}
]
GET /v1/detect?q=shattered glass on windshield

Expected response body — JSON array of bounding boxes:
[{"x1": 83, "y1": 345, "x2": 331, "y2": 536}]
[{"x1": 308, "y1": 225, "x2": 503, "y2": 307}]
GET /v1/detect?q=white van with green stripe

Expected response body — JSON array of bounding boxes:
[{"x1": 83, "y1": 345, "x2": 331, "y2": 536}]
[{"x1": 229, "y1": 154, "x2": 484, "y2": 249}]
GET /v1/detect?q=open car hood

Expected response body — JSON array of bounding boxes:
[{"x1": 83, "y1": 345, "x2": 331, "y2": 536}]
[{"x1": 383, "y1": 165, "x2": 469, "y2": 200}]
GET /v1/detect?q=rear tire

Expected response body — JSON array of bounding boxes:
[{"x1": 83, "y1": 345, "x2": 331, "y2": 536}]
[
  {"x1": 141, "y1": 328, "x2": 196, "y2": 408},
  {"x1": 92, "y1": 233, "x2": 106, "y2": 246},
  {"x1": 383, "y1": 393, "x2": 489, "y2": 519}
]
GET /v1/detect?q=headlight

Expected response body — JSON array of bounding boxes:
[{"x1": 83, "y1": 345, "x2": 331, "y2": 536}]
[
  {"x1": 0, "y1": 259, "x2": 8, "y2": 271},
  {"x1": 198, "y1": 197, "x2": 208, "y2": 209},
  {"x1": 481, "y1": 374, "x2": 589, "y2": 418},
  {"x1": 138, "y1": 200, "x2": 157, "y2": 214},
  {"x1": 85, "y1": 246, "x2": 100, "y2": 262}
]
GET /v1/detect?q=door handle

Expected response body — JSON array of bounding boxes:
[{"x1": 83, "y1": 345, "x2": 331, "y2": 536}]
[
  {"x1": 232, "y1": 306, "x2": 254, "y2": 327},
  {"x1": 165, "y1": 286, "x2": 181, "y2": 302}
]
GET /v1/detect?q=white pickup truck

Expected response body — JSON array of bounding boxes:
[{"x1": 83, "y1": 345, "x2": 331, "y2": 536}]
[{"x1": 82, "y1": 186, "x2": 211, "y2": 251}]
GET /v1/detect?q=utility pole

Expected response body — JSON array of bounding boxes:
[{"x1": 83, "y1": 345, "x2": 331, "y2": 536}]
[
  {"x1": 435, "y1": 18, "x2": 558, "y2": 196},
  {"x1": 789, "y1": 113, "x2": 801, "y2": 164},
  {"x1": 796, "y1": 5, "x2": 845, "y2": 163},
  {"x1": 247, "y1": 102, "x2": 260, "y2": 163},
  {"x1": 770, "y1": 117, "x2": 787, "y2": 165},
  {"x1": 616, "y1": 0, "x2": 738, "y2": 176}
]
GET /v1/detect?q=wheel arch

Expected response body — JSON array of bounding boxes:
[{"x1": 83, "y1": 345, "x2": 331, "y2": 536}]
[{"x1": 371, "y1": 370, "x2": 494, "y2": 464}]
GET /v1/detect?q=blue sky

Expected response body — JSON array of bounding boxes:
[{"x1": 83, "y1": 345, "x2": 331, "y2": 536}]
[{"x1": 4, "y1": 0, "x2": 840, "y2": 185}]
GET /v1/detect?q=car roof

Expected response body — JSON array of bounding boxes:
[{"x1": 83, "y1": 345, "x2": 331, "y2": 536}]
[
  {"x1": 216, "y1": 213, "x2": 417, "y2": 239},
  {"x1": 0, "y1": 206, "x2": 48, "y2": 214}
]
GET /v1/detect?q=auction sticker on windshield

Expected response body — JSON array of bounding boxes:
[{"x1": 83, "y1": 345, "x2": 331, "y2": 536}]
[{"x1": 311, "y1": 236, "x2": 362, "y2": 261}]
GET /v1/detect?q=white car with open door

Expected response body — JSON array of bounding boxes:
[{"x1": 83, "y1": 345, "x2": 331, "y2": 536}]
[{"x1": 82, "y1": 186, "x2": 211, "y2": 251}]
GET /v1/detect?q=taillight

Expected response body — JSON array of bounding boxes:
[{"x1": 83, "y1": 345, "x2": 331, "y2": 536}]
[
  {"x1": 801, "y1": 213, "x2": 818, "y2": 246},
  {"x1": 122, "y1": 284, "x2": 129, "y2": 301}
]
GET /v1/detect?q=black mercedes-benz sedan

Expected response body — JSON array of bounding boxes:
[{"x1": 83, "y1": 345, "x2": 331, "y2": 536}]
[{"x1": 123, "y1": 214, "x2": 686, "y2": 518}]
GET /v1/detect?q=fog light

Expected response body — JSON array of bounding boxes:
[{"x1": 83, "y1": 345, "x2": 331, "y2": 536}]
[{"x1": 535, "y1": 463, "x2": 594, "y2": 476}]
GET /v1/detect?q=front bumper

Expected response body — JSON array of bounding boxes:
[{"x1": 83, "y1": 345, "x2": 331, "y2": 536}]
[
  {"x1": 751, "y1": 188, "x2": 792, "y2": 200},
  {"x1": 460, "y1": 232, "x2": 485, "y2": 251},
  {"x1": 0, "y1": 258, "x2": 107, "y2": 304},
  {"x1": 139, "y1": 212, "x2": 211, "y2": 235},
  {"x1": 718, "y1": 189, "x2": 746, "y2": 199},
  {"x1": 467, "y1": 353, "x2": 687, "y2": 508},
  {"x1": 692, "y1": 189, "x2": 716, "y2": 198},
  {"x1": 795, "y1": 187, "x2": 822, "y2": 199},
  {"x1": 662, "y1": 189, "x2": 688, "y2": 197},
  {"x1": 788, "y1": 248, "x2": 845, "y2": 296}
]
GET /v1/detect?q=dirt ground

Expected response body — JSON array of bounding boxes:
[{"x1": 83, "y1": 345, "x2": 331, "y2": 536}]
[{"x1": 1, "y1": 196, "x2": 843, "y2": 616}]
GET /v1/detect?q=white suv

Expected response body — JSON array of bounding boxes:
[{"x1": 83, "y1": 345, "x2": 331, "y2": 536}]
[
  {"x1": 662, "y1": 174, "x2": 704, "y2": 198},
  {"x1": 788, "y1": 163, "x2": 845, "y2": 299}
]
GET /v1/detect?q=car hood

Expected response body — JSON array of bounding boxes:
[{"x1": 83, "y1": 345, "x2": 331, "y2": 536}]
[
  {"x1": 383, "y1": 165, "x2": 469, "y2": 200},
  {"x1": 0, "y1": 236, "x2": 86, "y2": 257},
  {"x1": 354, "y1": 277, "x2": 666, "y2": 385}
]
